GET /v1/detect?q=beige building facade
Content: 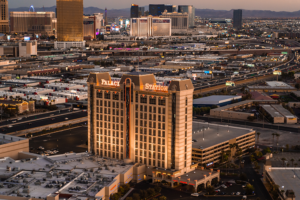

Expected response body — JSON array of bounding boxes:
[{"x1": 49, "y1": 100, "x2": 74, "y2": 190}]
[
  {"x1": 0, "y1": 0, "x2": 9, "y2": 33},
  {"x1": 0, "y1": 133, "x2": 29, "y2": 160},
  {"x1": 87, "y1": 72, "x2": 194, "y2": 172}
]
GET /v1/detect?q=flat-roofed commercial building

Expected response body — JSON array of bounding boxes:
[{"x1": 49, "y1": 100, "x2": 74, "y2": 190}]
[
  {"x1": 192, "y1": 122, "x2": 255, "y2": 167},
  {"x1": 87, "y1": 72, "x2": 194, "y2": 173},
  {"x1": 271, "y1": 104, "x2": 297, "y2": 124},
  {"x1": 248, "y1": 81, "x2": 296, "y2": 93},
  {"x1": 262, "y1": 105, "x2": 285, "y2": 124},
  {"x1": 130, "y1": 17, "x2": 171, "y2": 37},
  {"x1": 10, "y1": 11, "x2": 56, "y2": 35}
]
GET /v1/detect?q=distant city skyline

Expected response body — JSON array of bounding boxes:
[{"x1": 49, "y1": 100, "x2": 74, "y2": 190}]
[{"x1": 7, "y1": 0, "x2": 300, "y2": 12}]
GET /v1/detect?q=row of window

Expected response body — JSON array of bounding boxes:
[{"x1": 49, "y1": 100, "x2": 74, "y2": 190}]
[
  {"x1": 135, "y1": 127, "x2": 167, "y2": 135},
  {"x1": 99, "y1": 150, "x2": 123, "y2": 160},
  {"x1": 96, "y1": 100, "x2": 124, "y2": 109},
  {"x1": 97, "y1": 115, "x2": 124, "y2": 123},
  {"x1": 136, "y1": 157, "x2": 165, "y2": 168},
  {"x1": 96, "y1": 129, "x2": 123, "y2": 137},
  {"x1": 136, "y1": 105, "x2": 166, "y2": 114},
  {"x1": 97, "y1": 107, "x2": 123, "y2": 115},
  {"x1": 136, "y1": 121, "x2": 166, "y2": 129},
  {"x1": 135, "y1": 150, "x2": 165, "y2": 159},
  {"x1": 97, "y1": 121, "x2": 124, "y2": 131},
  {"x1": 135, "y1": 143, "x2": 165, "y2": 152},
  {"x1": 136, "y1": 113, "x2": 166, "y2": 122}
]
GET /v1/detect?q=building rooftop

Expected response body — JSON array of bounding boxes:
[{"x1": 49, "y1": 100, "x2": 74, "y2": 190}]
[
  {"x1": 192, "y1": 122, "x2": 255, "y2": 149},
  {"x1": 262, "y1": 105, "x2": 284, "y2": 118},
  {"x1": 0, "y1": 153, "x2": 135, "y2": 199},
  {"x1": 268, "y1": 169, "x2": 300, "y2": 199},
  {"x1": 193, "y1": 95, "x2": 241, "y2": 105},
  {"x1": 266, "y1": 81, "x2": 291, "y2": 87},
  {"x1": 0, "y1": 133, "x2": 27, "y2": 144}
]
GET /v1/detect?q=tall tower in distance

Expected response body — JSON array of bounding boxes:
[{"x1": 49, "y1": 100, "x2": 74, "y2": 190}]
[
  {"x1": 105, "y1": 8, "x2": 108, "y2": 26},
  {"x1": 130, "y1": 4, "x2": 139, "y2": 18},
  {"x1": 233, "y1": 9, "x2": 242, "y2": 30},
  {"x1": 56, "y1": 0, "x2": 83, "y2": 42},
  {"x1": 0, "y1": 0, "x2": 9, "y2": 33}
]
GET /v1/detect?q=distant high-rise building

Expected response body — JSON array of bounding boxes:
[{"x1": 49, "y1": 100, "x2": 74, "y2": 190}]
[
  {"x1": 105, "y1": 8, "x2": 108, "y2": 26},
  {"x1": 57, "y1": 0, "x2": 83, "y2": 42},
  {"x1": 178, "y1": 5, "x2": 195, "y2": 27},
  {"x1": 138, "y1": 7, "x2": 145, "y2": 17},
  {"x1": 172, "y1": 5, "x2": 177, "y2": 12},
  {"x1": 55, "y1": 0, "x2": 84, "y2": 49},
  {"x1": 130, "y1": 4, "x2": 139, "y2": 18},
  {"x1": 10, "y1": 12, "x2": 56, "y2": 36},
  {"x1": 0, "y1": 0, "x2": 9, "y2": 33},
  {"x1": 161, "y1": 10, "x2": 188, "y2": 33},
  {"x1": 233, "y1": 9, "x2": 242, "y2": 30},
  {"x1": 164, "y1": 5, "x2": 173, "y2": 13},
  {"x1": 149, "y1": 4, "x2": 165, "y2": 16}
]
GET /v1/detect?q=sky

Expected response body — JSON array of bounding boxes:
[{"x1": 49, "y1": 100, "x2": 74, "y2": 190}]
[{"x1": 7, "y1": 0, "x2": 300, "y2": 12}]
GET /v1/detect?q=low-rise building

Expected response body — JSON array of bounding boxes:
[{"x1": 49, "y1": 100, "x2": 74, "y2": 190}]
[
  {"x1": 44, "y1": 83, "x2": 86, "y2": 91},
  {"x1": 0, "y1": 99, "x2": 35, "y2": 113},
  {"x1": 192, "y1": 122, "x2": 255, "y2": 167},
  {"x1": 262, "y1": 105, "x2": 285, "y2": 124},
  {"x1": 248, "y1": 81, "x2": 296, "y2": 93},
  {"x1": 12, "y1": 87, "x2": 54, "y2": 95},
  {"x1": 193, "y1": 95, "x2": 242, "y2": 108},
  {"x1": 0, "y1": 133, "x2": 29, "y2": 160}
]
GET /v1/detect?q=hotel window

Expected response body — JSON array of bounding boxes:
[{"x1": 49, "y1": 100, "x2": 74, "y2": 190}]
[
  {"x1": 153, "y1": 153, "x2": 156, "y2": 159},
  {"x1": 121, "y1": 103, "x2": 123, "y2": 109},
  {"x1": 162, "y1": 139, "x2": 165, "y2": 145},
  {"x1": 158, "y1": 108, "x2": 161, "y2": 114},
  {"x1": 140, "y1": 143, "x2": 143, "y2": 148},
  {"x1": 135, "y1": 120, "x2": 138, "y2": 126},
  {"x1": 140, "y1": 95, "x2": 147, "y2": 103},
  {"x1": 158, "y1": 115, "x2": 161, "y2": 121},
  {"x1": 149, "y1": 114, "x2": 152, "y2": 120},
  {"x1": 104, "y1": 101, "x2": 107, "y2": 107},
  {"x1": 144, "y1": 113, "x2": 147, "y2": 119},
  {"x1": 162, "y1": 123, "x2": 165, "y2": 130},
  {"x1": 186, "y1": 97, "x2": 188, "y2": 106},
  {"x1": 150, "y1": 97, "x2": 156, "y2": 105},
  {"x1": 97, "y1": 114, "x2": 99, "y2": 120},
  {"x1": 144, "y1": 106, "x2": 147, "y2": 112},
  {"x1": 100, "y1": 107, "x2": 103, "y2": 113},
  {"x1": 153, "y1": 107, "x2": 156, "y2": 113},
  {"x1": 113, "y1": 93, "x2": 119, "y2": 100},
  {"x1": 162, "y1": 116, "x2": 165, "y2": 122},
  {"x1": 140, "y1": 105, "x2": 143, "y2": 111},
  {"x1": 97, "y1": 91, "x2": 102, "y2": 98},
  {"x1": 149, "y1": 106, "x2": 152, "y2": 112},
  {"x1": 185, "y1": 108, "x2": 187, "y2": 114},
  {"x1": 158, "y1": 130, "x2": 161, "y2": 137},
  {"x1": 149, "y1": 129, "x2": 152, "y2": 135},
  {"x1": 116, "y1": 102, "x2": 119, "y2": 108},
  {"x1": 96, "y1": 100, "x2": 99, "y2": 106},
  {"x1": 100, "y1": 100, "x2": 103, "y2": 106},
  {"x1": 185, "y1": 115, "x2": 187, "y2": 122},
  {"x1": 162, "y1": 131, "x2": 165, "y2": 137},
  {"x1": 108, "y1": 101, "x2": 111, "y2": 107},
  {"x1": 153, "y1": 115, "x2": 156, "y2": 121},
  {"x1": 158, "y1": 98, "x2": 165, "y2": 106},
  {"x1": 144, "y1": 151, "x2": 147, "y2": 157},
  {"x1": 135, "y1": 104, "x2": 138, "y2": 110},
  {"x1": 140, "y1": 113, "x2": 143, "y2": 119},
  {"x1": 153, "y1": 122, "x2": 156, "y2": 128},
  {"x1": 149, "y1": 159, "x2": 151, "y2": 165},
  {"x1": 153, "y1": 130, "x2": 156, "y2": 136},
  {"x1": 116, "y1": 117, "x2": 119, "y2": 123},
  {"x1": 113, "y1": 102, "x2": 115, "y2": 108},
  {"x1": 144, "y1": 121, "x2": 147, "y2": 127},
  {"x1": 136, "y1": 112, "x2": 138, "y2": 118},
  {"x1": 135, "y1": 93, "x2": 138, "y2": 102},
  {"x1": 104, "y1": 92, "x2": 110, "y2": 99},
  {"x1": 162, "y1": 108, "x2": 165, "y2": 114}
]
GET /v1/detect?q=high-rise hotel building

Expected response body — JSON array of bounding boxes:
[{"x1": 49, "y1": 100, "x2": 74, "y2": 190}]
[{"x1": 87, "y1": 72, "x2": 194, "y2": 172}]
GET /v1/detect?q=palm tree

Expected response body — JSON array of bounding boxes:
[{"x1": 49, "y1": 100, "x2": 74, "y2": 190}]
[
  {"x1": 281, "y1": 158, "x2": 286, "y2": 167},
  {"x1": 256, "y1": 132, "x2": 261, "y2": 143},
  {"x1": 276, "y1": 134, "x2": 280, "y2": 150},
  {"x1": 291, "y1": 159, "x2": 295, "y2": 167},
  {"x1": 272, "y1": 133, "x2": 276, "y2": 146}
]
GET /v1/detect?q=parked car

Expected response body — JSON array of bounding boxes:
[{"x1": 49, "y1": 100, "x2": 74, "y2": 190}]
[{"x1": 191, "y1": 193, "x2": 199, "y2": 197}]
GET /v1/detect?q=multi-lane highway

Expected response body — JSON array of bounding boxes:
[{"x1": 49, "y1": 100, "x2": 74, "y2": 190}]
[{"x1": 0, "y1": 110, "x2": 87, "y2": 134}]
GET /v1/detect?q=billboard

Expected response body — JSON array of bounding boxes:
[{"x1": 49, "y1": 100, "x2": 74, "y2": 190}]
[
  {"x1": 273, "y1": 70, "x2": 282, "y2": 75},
  {"x1": 226, "y1": 81, "x2": 235, "y2": 86},
  {"x1": 24, "y1": 37, "x2": 30, "y2": 41},
  {"x1": 204, "y1": 71, "x2": 212, "y2": 74}
]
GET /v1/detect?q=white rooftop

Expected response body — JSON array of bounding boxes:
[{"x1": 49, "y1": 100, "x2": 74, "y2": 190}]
[{"x1": 193, "y1": 95, "x2": 242, "y2": 105}]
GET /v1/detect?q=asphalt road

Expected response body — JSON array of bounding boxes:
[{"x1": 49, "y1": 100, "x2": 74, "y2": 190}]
[
  {"x1": 0, "y1": 109, "x2": 71, "y2": 126},
  {"x1": 1, "y1": 110, "x2": 87, "y2": 133},
  {"x1": 29, "y1": 126, "x2": 88, "y2": 154}
]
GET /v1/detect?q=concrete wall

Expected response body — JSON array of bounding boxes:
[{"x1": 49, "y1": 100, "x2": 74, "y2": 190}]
[{"x1": 0, "y1": 139, "x2": 29, "y2": 160}]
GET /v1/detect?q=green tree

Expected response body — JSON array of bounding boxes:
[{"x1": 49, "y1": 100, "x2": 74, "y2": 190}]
[
  {"x1": 132, "y1": 193, "x2": 140, "y2": 200},
  {"x1": 245, "y1": 184, "x2": 255, "y2": 195},
  {"x1": 158, "y1": 196, "x2": 167, "y2": 200},
  {"x1": 256, "y1": 132, "x2": 261, "y2": 143},
  {"x1": 206, "y1": 186, "x2": 216, "y2": 195},
  {"x1": 281, "y1": 158, "x2": 286, "y2": 166},
  {"x1": 154, "y1": 186, "x2": 162, "y2": 193},
  {"x1": 147, "y1": 188, "x2": 155, "y2": 197},
  {"x1": 263, "y1": 147, "x2": 272, "y2": 154}
]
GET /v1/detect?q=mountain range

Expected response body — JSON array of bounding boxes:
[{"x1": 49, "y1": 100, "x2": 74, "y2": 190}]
[{"x1": 9, "y1": 6, "x2": 300, "y2": 18}]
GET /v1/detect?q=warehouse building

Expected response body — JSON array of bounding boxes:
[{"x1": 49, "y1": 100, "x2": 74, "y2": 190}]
[
  {"x1": 271, "y1": 104, "x2": 297, "y2": 124},
  {"x1": 0, "y1": 133, "x2": 29, "y2": 160},
  {"x1": 248, "y1": 81, "x2": 296, "y2": 93},
  {"x1": 192, "y1": 122, "x2": 255, "y2": 167},
  {"x1": 193, "y1": 95, "x2": 242, "y2": 108},
  {"x1": 262, "y1": 105, "x2": 285, "y2": 124}
]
